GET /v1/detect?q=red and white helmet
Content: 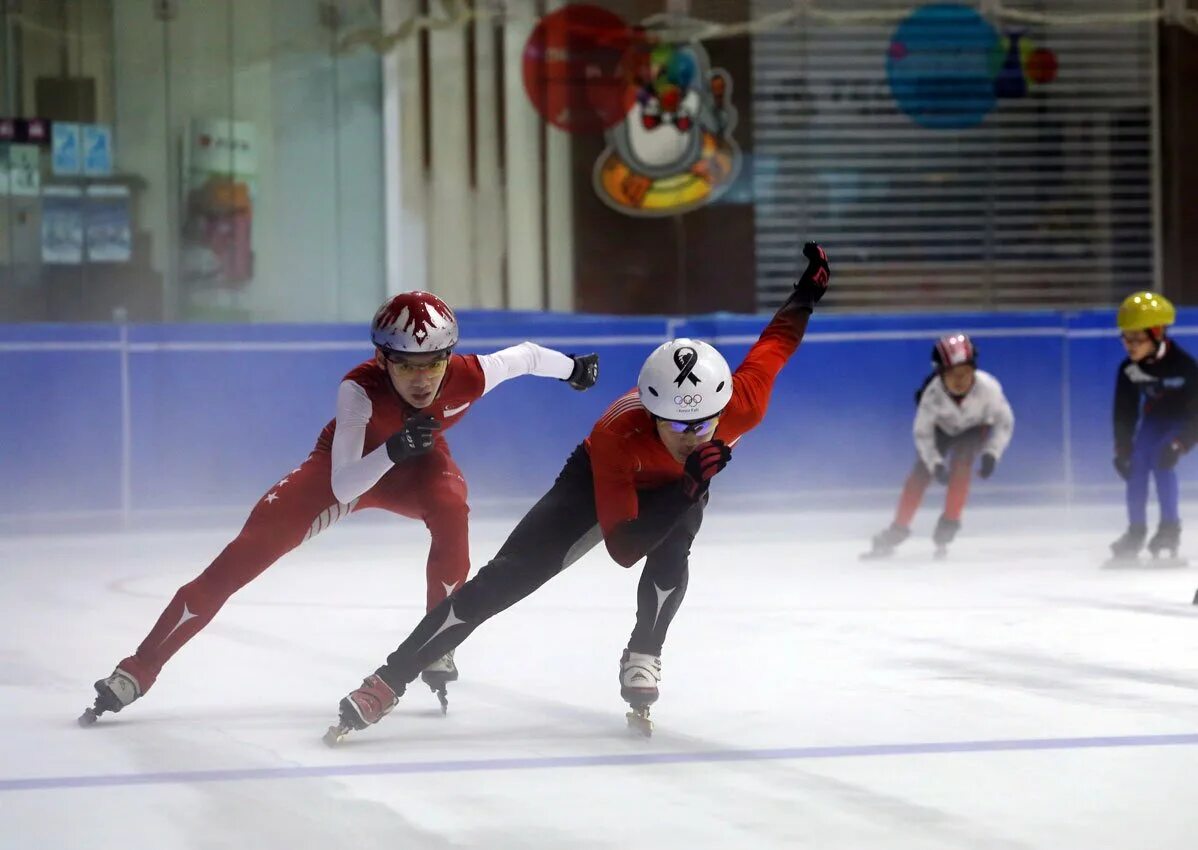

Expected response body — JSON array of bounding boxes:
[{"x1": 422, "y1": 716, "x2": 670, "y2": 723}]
[
  {"x1": 371, "y1": 291, "x2": 459, "y2": 355},
  {"x1": 931, "y1": 333, "x2": 976, "y2": 371}
]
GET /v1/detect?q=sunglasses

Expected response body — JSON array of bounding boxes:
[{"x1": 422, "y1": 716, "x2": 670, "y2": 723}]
[{"x1": 657, "y1": 416, "x2": 719, "y2": 437}]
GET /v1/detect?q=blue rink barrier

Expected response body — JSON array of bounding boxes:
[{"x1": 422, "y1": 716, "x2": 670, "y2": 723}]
[{"x1": 2, "y1": 309, "x2": 1197, "y2": 524}]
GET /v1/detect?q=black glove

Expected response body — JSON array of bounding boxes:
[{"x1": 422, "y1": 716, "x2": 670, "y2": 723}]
[
  {"x1": 932, "y1": 462, "x2": 950, "y2": 485},
  {"x1": 784, "y1": 241, "x2": 831, "y2": 313},
  {"x1": 1113, "y1": 454, "x2": 1132, "y2": 481},
  {"x1": 385, "y1": 413, "x2": 441, "y2": 464},
  {"x1": 1159, "y1": 439, "x2": 1186, "y2": 471},
  {"x1": 564, "y1": 353, "x2": 598, "y2": 391},
  {"x1": 681, "y1": 440, "x2": 732, "y2": 501},
  {"x1": 978, "y1": 453, "x2": 997, "y2": 479}
]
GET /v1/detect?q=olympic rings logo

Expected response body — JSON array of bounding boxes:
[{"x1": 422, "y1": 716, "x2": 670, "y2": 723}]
[{"x1": 674, "y1": 394, "x2": 703, "y2": 405}]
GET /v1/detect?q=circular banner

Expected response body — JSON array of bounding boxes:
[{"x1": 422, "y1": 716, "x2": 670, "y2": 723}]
[{"x1": 522, "y1": 4, "x2": 644, "y2": 135}]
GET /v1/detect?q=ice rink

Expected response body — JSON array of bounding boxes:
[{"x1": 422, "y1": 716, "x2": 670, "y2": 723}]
[{"x1": 3, "y1": 502, "x2": 1198, "y2": 850}]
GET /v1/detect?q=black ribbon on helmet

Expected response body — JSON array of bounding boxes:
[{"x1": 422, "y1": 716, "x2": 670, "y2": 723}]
[{"x1": 673, "y1": 347, "x2": 700, "y2": 387}]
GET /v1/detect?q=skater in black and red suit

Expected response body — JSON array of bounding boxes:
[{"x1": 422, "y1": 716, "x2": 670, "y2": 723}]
[{"x1": 323, "y1": 242, "x2": 831, "y2": 741}]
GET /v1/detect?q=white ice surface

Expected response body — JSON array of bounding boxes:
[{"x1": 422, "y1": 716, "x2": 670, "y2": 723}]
[{"x1": 2, "y1": 503, "x2": 1198, "y2": 850}]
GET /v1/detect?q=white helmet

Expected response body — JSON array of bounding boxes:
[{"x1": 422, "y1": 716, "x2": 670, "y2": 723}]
[{"x1": 637, "y1": 338, "x2": 733, "y2": 421}]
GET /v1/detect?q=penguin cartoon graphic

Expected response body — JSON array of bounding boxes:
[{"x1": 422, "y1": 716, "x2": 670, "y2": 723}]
[{"x1": 593, "y1": 40, "x2": 740, "y2": 217}]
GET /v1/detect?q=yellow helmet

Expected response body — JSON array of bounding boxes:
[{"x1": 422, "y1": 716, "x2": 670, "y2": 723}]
[{"x1": 1117, "y1": 291, "x2": 1175, "y2": 332}]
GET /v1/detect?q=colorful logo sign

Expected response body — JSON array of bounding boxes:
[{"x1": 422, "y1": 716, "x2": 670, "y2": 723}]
[
  {"x1": 592, "y1": 39, "x2": 740, "y2": 217},
  {"x1": 887, "y1": 3, "x2": 1057, "y2": 129}
]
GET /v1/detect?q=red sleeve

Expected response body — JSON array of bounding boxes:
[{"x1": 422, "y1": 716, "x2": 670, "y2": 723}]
[
  {"x1": 719, "y1": 314, "x2": 801, "y2": 438},
  {"x1": 450, "y1": 354, "x2": 487, "y2": 402},
  {"x1": 587, "y1": 428, "x2": 640, "y2": 538}
]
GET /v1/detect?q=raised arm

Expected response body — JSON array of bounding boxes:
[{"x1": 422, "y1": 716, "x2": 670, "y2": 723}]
[
  {"x1": 720, "y1": 242, "x2": 830, "y2": 433},
  {"x1": 773, "y1": 241, "x2": 830, "y2": 335}
]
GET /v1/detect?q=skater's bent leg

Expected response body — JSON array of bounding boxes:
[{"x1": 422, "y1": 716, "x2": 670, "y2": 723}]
[
  {"x1": 375, "y1": 444, "x2": 474, "y2": 611},
  {"x1": 939, "y1": 427, "x2": 986, "y2": 523},
  {"x1": 943, "y1": 452, "x2": 973, "y2": 522},
  {"x1": 1154, "y1": 462, "x2": 1181, "y2": 525},
  {"x1": 1127, "y1": 431, "x2": 1156, "y2": 527},
  {"x1": 419, "y1": 471, "x2": 471, "y2": 610},
  {"x1": 128, "y1": 459, "x2": 340, "y2": 687},
  {"x1": 1142, "y1": 421, "x2": 1183, "y2": 525},
  {"x1": 375, "y1": 547, "x2": 554, "y2": 690},
  {"x1": 893, "y1": 460, "x2": 931, "y2": 528},
  {"x1": 376, "y1": 451, "x2": 600, "y2": 691},
  {"x1": 626, "y1": 498, "x2": 703, "y2": 656},
  {"x1": 1146, "y1": 451, "x2": 1182, "y2": 558}
]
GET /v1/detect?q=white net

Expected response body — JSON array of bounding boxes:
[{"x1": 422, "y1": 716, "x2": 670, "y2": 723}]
[{"x1": 326, "y1": 0, "x2": 1198, "y2": 55}]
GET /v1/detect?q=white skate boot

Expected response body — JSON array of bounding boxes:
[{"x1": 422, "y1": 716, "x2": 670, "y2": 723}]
[
  {"x1": 79, "y1": 665, "x2": 143, "y2": 726},
  {"x1": 620, "y1": 649, "x2": 661, "y2": 737},
  {"x1": 420, "y1": 650, "x2": 458, "y2": 714}
]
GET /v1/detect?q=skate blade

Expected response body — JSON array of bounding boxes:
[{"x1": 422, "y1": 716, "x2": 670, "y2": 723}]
[
  {"x1": 77, "y1": 707, "x2": 99, "y2": 727},
  {"x1": 421, "y1": 670, "x2": 459, "y2": 685},
  {"x1": 1147, "y1": 549, "x2": 1188, "y2": 567},
  {"x1": 427, "y1": 683, "x2": 449, "y2": 715},
  {"x1": 322, "y1": 723, "x2": 351, "y2": 747},
  {"x1": 1103, "y1": 556, "x2": 1187, "y2": 569},
  {"x1": 625, "y1": 707, "x2": 653, "y2": 738},
  {"x1": 859, "y1": 550, "x2": 892, "y2": 562},
  {"x1": 1151, "y1": 557, "x2": 1189, "y2": 568}
]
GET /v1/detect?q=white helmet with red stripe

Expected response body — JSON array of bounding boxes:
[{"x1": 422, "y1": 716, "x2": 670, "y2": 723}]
[
  {"x1": 638, "y1": 338, "x2": 733, "y2": 421},
  {"x1": 371, "y1": 291, "x2": 459, "y2": 355},
  {"x1": 931, "y1": 333, "x2": 976, "y2": 371}
]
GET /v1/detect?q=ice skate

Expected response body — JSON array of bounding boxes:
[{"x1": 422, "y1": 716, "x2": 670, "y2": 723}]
[
  {"x1": 932, "y1": 515, "x2": 960, "y2": 560},
  {"x1": 1146, "y1": 521, "x2": 1186, "y2": 566},
  {"x1": 420, "y1": 650, "x2": 458, "y2": 714},
  {"x1": 78, "y1": 662, "x2": 146, "y2": 726},
  {"x1": 323, "y1": 674, "x2": 399, "y2": 746},
  {"x1": 620, "y1": 649, "x2": 660, "y2": 737},
  {"x1": 1104, "y1": 524, "x2": 1147, "y2": 567},
  {"x1": 860, "y1": 523, "x2": 910, "y2": 561}
]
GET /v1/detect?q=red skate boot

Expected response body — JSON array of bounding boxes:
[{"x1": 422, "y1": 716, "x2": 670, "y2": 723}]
[{"x1": 323, "y1": 674, "x2": 400, "y2": 746}]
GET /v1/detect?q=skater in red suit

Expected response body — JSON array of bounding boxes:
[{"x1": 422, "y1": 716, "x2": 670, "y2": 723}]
[
  {"x1": 321, "y1": 242, "x2": 830, "y2": 742},
  {"x1": 862, "y1": 333, "x2": 1015, "y2": 560},
  {"x1": 80, "y1": 291, "x2": 599, "y2": 723}
]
